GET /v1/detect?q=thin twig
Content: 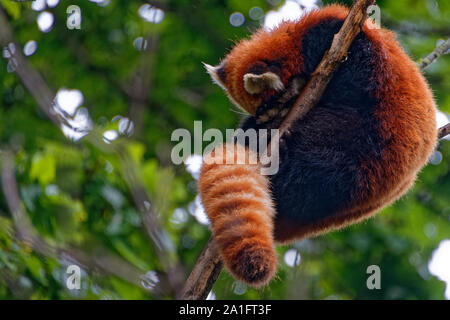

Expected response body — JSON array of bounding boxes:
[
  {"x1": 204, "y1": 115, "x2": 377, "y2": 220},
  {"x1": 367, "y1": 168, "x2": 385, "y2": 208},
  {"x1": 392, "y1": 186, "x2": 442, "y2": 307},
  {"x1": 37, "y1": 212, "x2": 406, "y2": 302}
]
[
  {"x1": 0, "y1": 11, "x2": 59, "y2": 127},
  {"x1": 418, "y1": 37, "x2": 450, "y2": 70},
  {"x1": 438, "y1": 123, "x2": 450, "y2": 139}
]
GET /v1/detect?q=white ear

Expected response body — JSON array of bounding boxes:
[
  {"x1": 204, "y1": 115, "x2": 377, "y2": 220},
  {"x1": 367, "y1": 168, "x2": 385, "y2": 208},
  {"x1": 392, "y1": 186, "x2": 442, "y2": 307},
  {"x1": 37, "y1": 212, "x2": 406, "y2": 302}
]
[
  {"x1": 203, "y1": 62, "x2": 226, "y2": 90},
  {"x1": 243, "y1": 72, "x2": 284, "y2": 94}
]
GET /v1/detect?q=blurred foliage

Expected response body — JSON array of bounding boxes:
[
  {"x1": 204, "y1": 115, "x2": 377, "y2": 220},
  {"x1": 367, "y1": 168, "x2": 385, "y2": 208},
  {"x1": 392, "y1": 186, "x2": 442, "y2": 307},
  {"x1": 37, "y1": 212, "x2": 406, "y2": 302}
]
[{"x1": 0, "y1": 0, "x2": 449, "y2": 300}]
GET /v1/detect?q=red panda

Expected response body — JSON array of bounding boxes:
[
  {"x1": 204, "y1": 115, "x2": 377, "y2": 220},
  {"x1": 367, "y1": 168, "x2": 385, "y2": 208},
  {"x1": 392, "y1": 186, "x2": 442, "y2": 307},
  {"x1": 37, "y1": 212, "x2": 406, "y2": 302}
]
[{"x1": 199, "y1": 5, "x2": 437, "y2": 287}]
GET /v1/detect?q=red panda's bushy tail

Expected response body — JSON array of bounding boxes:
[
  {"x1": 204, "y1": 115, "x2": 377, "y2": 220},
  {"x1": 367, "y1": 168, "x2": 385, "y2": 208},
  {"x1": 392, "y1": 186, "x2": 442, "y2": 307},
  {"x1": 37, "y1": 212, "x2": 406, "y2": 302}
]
[{"x1": 198, "y1": 143, "x2": 277, "y2": 287}]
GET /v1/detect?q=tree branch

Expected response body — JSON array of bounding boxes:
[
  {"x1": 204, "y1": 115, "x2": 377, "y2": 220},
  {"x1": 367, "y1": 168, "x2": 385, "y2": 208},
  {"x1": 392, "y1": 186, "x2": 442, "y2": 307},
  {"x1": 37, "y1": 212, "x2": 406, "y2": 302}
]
[
  {"x1": 438, "y1": 123, "x2": 450, "y2": 139},
  {"x1": 177, "y1": 239, "x2": 223, "y2": 300},
  {"x1": 278, "y1": 0, "x2": 375, "y2": 136},
  {"x1": 418, "y1": 37, "x2": 450, "y2": 70}
]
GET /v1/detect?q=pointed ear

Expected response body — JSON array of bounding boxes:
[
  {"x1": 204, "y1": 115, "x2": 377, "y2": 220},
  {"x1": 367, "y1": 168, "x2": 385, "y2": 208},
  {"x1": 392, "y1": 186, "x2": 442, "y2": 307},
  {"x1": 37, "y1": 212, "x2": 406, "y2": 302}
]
[
  {"x1": 243, "y1": 72, "x2": 284, "y2": 95},
  {"x1": 203, "y1": 62, "x2": 227, "y2": 90}
]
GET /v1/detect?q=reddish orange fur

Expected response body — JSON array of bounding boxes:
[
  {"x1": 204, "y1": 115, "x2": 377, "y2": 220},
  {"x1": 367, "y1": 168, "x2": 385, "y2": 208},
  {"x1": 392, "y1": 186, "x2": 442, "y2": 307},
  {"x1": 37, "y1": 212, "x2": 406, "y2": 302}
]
[
  {"x1": 198, "y1": 143, "x2": 277, "y2": 286},
  {"x1": 222, "y1": 5, "x2": 349, "y2": 115}
]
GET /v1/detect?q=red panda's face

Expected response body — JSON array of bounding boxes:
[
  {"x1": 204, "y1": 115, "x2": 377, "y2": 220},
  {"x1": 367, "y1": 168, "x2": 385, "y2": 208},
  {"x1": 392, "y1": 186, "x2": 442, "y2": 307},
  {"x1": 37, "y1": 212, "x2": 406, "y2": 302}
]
[
  {"x1": 204, "y1": 58, "x2": 287, "y2": 116},
  {"x1": 204, "y1": 6, "x2": 352, "y2": 117},
  {"x1": 204, "y1": 23, "x2": 306, "y2": 116}
]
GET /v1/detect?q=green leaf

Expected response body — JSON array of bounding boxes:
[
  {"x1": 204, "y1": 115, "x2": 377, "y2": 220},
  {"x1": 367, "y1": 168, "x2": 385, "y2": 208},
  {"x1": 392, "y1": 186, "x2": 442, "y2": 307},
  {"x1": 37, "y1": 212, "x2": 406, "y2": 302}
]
[
  {"x1": 30, "y1": 152, "x2": 56, "y2": 185},
  {"x1": 1, "y1": 0, "x2": 21, "y2": 20}
]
